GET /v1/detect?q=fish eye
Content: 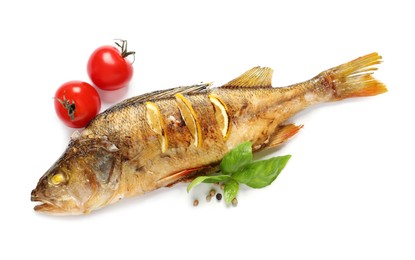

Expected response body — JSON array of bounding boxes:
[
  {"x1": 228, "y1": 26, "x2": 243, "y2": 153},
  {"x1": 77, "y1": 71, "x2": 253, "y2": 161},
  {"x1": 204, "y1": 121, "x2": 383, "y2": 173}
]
[{"x1": 49, "y1": 173, "x2": 67, "y2": 186}]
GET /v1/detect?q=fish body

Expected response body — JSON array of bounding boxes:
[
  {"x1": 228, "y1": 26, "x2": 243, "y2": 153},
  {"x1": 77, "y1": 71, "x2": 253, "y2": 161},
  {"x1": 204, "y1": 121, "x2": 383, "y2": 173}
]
[{"x1": 31, "y1": 53, "x2": 387, "y2": 214}]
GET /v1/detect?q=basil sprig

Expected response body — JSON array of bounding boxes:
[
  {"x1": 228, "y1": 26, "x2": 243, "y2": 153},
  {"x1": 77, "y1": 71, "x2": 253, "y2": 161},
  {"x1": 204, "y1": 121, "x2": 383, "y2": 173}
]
[{"x1": 187, "y1": 141, "x2": 291, "y2": 204}]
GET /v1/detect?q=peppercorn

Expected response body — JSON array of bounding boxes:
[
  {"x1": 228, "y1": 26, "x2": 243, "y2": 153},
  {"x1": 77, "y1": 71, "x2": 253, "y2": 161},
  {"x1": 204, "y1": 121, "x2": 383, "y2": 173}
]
[
  {"x1": 216, "y1": 193, "x2": 222, "y2": 201},
  {"x1": 232, "y1": 198, "x2": 238, "y2": 207},
  {"x1": 193, "y1": 199, "x2": 199, "y2": 207}
]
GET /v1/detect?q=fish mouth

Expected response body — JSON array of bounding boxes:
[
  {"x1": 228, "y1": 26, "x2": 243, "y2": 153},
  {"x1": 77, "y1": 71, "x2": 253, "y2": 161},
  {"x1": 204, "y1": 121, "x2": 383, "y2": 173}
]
[
  {"x1": 31, "y1": 189, "x2": 83, "y2": 215},
  {"x1": 31, "y1": 189, "x2": 63, "y2": 214},
  {"x1": 33, "y1": 201, "x2": 60, "y2": 212}
]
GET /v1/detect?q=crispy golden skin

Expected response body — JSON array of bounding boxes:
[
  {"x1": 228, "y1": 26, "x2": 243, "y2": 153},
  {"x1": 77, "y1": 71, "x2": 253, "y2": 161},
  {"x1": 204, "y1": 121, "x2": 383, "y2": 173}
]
[{"x1": 31, "y1": 53, "x2": 386, "y2": 215}]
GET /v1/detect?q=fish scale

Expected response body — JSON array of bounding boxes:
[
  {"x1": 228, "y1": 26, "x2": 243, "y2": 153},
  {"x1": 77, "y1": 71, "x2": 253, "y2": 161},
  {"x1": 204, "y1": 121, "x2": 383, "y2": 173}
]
[{"x1": 31, "y1": 53, "x2": 387, "y2": 214}]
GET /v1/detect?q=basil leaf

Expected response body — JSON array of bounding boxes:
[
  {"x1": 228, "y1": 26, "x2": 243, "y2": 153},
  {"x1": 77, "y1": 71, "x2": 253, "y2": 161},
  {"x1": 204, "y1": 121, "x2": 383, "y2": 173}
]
[
  {"x1": 239, "y1": 155, "x2": 291, "y2": 189},
  {"x1": 232, "y1": 168, "x2": 254, "y2": 184},
  {"x1": 187, "y1": 175, "x2": 231, "y2": 193},
  {"x1": 224, "y1": 179, "x2": 239, "y2": 204},
  {"x1": 220, "y1": 141, "x2": 252, "y2": 174}
]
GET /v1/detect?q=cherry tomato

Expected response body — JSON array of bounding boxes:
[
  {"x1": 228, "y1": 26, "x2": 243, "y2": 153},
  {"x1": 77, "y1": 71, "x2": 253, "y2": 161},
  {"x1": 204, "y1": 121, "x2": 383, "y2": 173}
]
[
  {"x1": 87, "y1": 39, "x2": 135, "y2": 91},
  {"x1": 54, "y1": 81, "x2": 101, "y2": 128}
]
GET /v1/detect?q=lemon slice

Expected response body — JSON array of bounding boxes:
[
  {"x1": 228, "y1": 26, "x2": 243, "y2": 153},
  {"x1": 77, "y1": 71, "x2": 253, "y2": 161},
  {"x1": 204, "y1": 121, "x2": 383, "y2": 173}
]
[
  {"x1": 145, "y1": 102, "x2": 168, "y2": 153},
  {"x1": 174, "y1": 93, "x2": 202, "y2": 147},
  {"x1": 209, "y1": 95, "x2": 231, "y2": 140}
]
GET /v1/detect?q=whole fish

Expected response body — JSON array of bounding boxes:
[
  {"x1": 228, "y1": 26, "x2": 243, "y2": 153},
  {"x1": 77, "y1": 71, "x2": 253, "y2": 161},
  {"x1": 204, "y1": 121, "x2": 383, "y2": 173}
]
[{"x1": 31, "y1": 53, "x2": 387, "y2": 215}]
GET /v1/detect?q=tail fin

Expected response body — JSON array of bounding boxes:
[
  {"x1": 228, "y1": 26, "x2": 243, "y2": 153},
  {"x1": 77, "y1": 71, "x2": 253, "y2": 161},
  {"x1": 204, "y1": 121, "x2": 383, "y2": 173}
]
[{"x1": 324, "y1": 52, "x2": 387, "y2": 99}]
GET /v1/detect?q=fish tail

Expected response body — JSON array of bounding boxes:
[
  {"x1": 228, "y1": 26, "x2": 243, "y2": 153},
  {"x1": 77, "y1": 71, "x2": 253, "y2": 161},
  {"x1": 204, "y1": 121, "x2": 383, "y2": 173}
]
[{"x1": 319, "y1": 52, "x2": 387, "y2": 100}]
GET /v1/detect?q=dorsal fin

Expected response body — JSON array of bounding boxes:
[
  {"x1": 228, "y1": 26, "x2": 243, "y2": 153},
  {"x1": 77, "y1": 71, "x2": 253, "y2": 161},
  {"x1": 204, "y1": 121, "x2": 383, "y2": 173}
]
[
  {"x1": 104, "y1": 83, "x2": 212, "y2": 112},
  {"x1": 132, "y1": 82, "x2": 211, "y2": 103},
  {"x1": 221, "y1": 67, "x2": 273, "y2": 88}
]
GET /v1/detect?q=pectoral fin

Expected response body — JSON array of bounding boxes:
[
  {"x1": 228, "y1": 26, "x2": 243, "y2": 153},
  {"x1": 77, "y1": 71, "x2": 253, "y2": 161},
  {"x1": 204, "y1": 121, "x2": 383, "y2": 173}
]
[
  {"x1": 221, "y1": 67, "x2": 273, "y2": 88},
  {"x1": 157, "y1": 165, "x2": 219, "y2": 187},
  {"x1": 156, "y1": 167, "x2": 204, "y2": 187}
]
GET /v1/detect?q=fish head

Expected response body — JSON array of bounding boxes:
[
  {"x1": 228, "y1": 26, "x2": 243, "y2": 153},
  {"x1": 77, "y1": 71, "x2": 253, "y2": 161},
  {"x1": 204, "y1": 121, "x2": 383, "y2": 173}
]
[{"x1": 31, "y1": 137, "x2": 122, "y2": 215}]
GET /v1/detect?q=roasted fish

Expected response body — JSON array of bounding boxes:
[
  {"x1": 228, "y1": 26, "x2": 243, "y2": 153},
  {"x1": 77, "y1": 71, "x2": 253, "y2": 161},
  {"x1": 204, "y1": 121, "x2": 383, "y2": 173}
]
[{"x1": 31, "y1": 53, "x2": 387, "y2": 215}]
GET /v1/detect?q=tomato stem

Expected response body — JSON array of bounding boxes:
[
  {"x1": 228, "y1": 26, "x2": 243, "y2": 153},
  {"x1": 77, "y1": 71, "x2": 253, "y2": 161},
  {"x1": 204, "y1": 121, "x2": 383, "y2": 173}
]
[
  {"x1": 114, "y1": 39, "x2": 136, "y2": 63},
  {"x1": 55, "y1": 94, "x2": 76, "y2": 121}
]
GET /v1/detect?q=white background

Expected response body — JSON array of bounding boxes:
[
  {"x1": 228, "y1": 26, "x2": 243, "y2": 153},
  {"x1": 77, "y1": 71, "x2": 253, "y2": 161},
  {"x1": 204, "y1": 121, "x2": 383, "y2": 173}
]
[{"x1": 1, "y1": 0, "x2": 414, "y2": 259}]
